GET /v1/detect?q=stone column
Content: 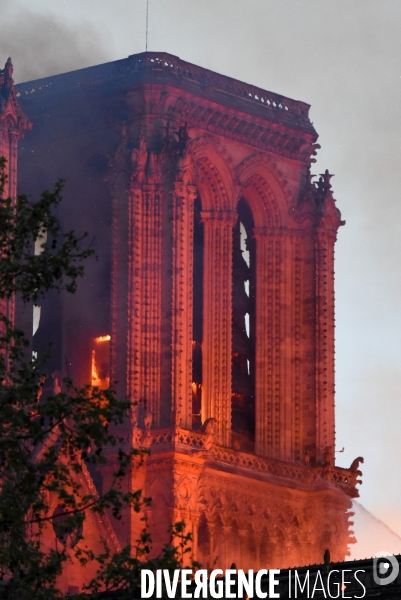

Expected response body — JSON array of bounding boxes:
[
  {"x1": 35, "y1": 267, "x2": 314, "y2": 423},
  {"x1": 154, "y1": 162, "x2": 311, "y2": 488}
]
[
  {"x1": 171, "y1": 182, "x2": 197, "y2": 428},
  {"x1": 8, "y1": 130, "x2": 19, "y2": 199},
  {"x1": 208, "y1": 520, "x2": 216, "y2": 570},
  {"x1": 254, "y1": 531, "x2": 261, "y2": 569},
  {"x1": 268, "y1": 534, "x2": 280, "y2": 569},
  {"x1": 222, "y1": 524, "x2": 232, "y2": 568},
  {"x1": 0, "y1": 127, "x2": 10, "y2": 198},
  {"x1": 315, "y1": 228, "x2": 336, "y2": 462},
  {"x1": 290, "y1": 232, "x2": 303, "y2": 462},
  {"x1": 127, "y1": 181, "x2": 163, "y2": 425},
  {"x1": 130, "y1": 445, "x2": 148, "y2": 548},
  {"x1": 190, "y1": 511, "x2": 201, "y2": 562},
  {"x1": 253, "y1": 227, "x2": 284, "y2": 458},
  {"x1": 201, "y1": 211, "x2": 237, "y2": 447},
  {"x1": 238, "y1": 529, "x2": 248, "y2": 570}
]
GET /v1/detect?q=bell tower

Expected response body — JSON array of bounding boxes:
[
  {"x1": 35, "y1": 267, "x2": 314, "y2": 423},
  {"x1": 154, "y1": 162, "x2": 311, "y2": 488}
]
[
  {"x1": 17, "y1": 52, "x2": 361, "y2": 570},
  {"x1": 107, "y1": 53, "x2": 359, "y2": 568}
]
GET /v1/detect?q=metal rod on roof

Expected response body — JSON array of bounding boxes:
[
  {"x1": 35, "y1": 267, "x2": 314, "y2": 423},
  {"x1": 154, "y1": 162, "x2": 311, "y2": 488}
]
[{"x1": 146, "y1": 0, "x2": 149, "y2": 52}]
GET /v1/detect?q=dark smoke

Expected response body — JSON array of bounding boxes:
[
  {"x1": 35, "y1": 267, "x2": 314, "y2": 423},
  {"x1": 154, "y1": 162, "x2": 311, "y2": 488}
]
[{"x1": 0, "y1": 0, "x2": 112, "y2": 83}]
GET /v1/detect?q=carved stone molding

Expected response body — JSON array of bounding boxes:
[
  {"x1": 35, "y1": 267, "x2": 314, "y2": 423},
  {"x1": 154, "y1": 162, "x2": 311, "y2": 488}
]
[
  {"x1": 168, "y1": 95, "x2": 317, "y2": 164},
  {"x1": 144, "y1": 426, "x2": 360, "y2": 498},
  {"x1": 200, "y1": 211, "x2": 237, "y2": 446},
  {"x1": 171, "y1": 181, "x2": 197, "y2": 428}
]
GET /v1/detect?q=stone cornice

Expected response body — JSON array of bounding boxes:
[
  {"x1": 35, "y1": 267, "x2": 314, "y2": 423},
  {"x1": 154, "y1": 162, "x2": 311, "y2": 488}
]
[
  {"x1": 143, "y1": 427, "x2": 360, "y2": 498},
  {"x1": 16, "y1": 53, "x2": 317, "y2": 163},
  {"x1": 167, "y1": 94, "x2": 318, "y2": 164},
  {"x1": 17, "y1": 52, "x2": 314, "y2": 132}
]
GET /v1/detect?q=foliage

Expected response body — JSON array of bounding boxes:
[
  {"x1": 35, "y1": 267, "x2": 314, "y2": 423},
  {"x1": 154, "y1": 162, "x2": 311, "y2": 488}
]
[
  {"x1": 0, "y1": 158, "x2": 92, "y2": 303},
  {"x1": 0, "y1": 158, "x2": 193, "y2": 600}
]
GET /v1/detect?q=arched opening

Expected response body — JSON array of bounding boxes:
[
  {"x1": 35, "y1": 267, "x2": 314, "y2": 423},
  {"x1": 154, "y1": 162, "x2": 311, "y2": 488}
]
[
  {"x1": 148, "y1": 493, "x2": 170, "y2": 557},
  {"x1": 247, "y1": 527, "x2": 258, "y2": 568},
  {"x1": 197, "y1": 512, "x2": 210, "y2": 566},
  {"x1": 52, "y1": 504, "x2": 83, "y2": 547},
  {"x1": 229, "y1": 520, "x2": 241, "y2": 567},
  {"x1": 192, "y1": 197, "x2": 203, "y2": 429},
  {"x1": 260, "y1": 526, "x2": 269, "y2": 567},
  {"x1": 231, "y1": 199, "x2": 255, "y2": 452}
]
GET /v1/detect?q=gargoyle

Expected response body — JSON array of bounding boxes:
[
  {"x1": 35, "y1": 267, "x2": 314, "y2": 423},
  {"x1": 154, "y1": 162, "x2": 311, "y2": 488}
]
[
  {"x1": 350, "y1": 456, "x2": 364, "y2": 474},
  {"x1": 350, "y1": 457, "x2": 364, "y2": 484}
]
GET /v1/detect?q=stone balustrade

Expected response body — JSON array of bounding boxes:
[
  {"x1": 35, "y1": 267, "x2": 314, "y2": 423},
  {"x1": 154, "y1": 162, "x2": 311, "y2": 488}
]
[{"x1": 146, "y1": 427, "x2": 360, "y2": 497}]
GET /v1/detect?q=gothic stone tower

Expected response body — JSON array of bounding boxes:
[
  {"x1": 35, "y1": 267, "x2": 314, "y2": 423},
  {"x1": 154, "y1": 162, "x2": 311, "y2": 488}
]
[
  {"x1": 0, "y1": 58, "x2": 31, "y2": 329},
  {"x1": 17, "y1": 53, "x2": 361, "y2": 571}
]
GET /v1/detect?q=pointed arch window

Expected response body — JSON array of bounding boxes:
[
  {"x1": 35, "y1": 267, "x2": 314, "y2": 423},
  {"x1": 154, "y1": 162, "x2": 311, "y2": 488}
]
[
  {"x1": 192, "y1": 197, "x2": 203, "y2": 429},
  {"x1": 231, "y1": 199, "x2": 255, "y2": 451}
]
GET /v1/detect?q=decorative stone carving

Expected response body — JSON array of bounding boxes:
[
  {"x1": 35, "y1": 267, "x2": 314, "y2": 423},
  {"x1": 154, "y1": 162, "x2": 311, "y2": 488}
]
[{"x1": 201, "y1": 417, "x2": 217, "y2": 450}]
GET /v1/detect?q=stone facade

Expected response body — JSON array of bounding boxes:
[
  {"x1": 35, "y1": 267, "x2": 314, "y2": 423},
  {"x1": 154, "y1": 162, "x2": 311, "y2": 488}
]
[
  {"x1": 0, "y1": 58, "x2": 31, "y2": 330},
  {"x1": 15, "y1": 52, "x2": 361, "y2": 579}
]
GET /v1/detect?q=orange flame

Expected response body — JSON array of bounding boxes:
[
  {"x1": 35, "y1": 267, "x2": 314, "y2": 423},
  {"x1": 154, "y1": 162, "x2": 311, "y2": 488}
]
[
  {"x1": 92, "y1": 335, "x2": 111, "y2": 389},
  {"x1": 91, "y1": 349, "x2": 100, "y2": 386},
  {"x1": 95, "y1": 335, "x2": 111, "y2": 342}
]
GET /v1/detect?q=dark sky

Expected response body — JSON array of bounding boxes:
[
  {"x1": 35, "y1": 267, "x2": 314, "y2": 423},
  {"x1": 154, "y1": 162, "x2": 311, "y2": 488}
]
[{"x1": 2, "y1": 0, "x2": 401, "y2": 552}]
